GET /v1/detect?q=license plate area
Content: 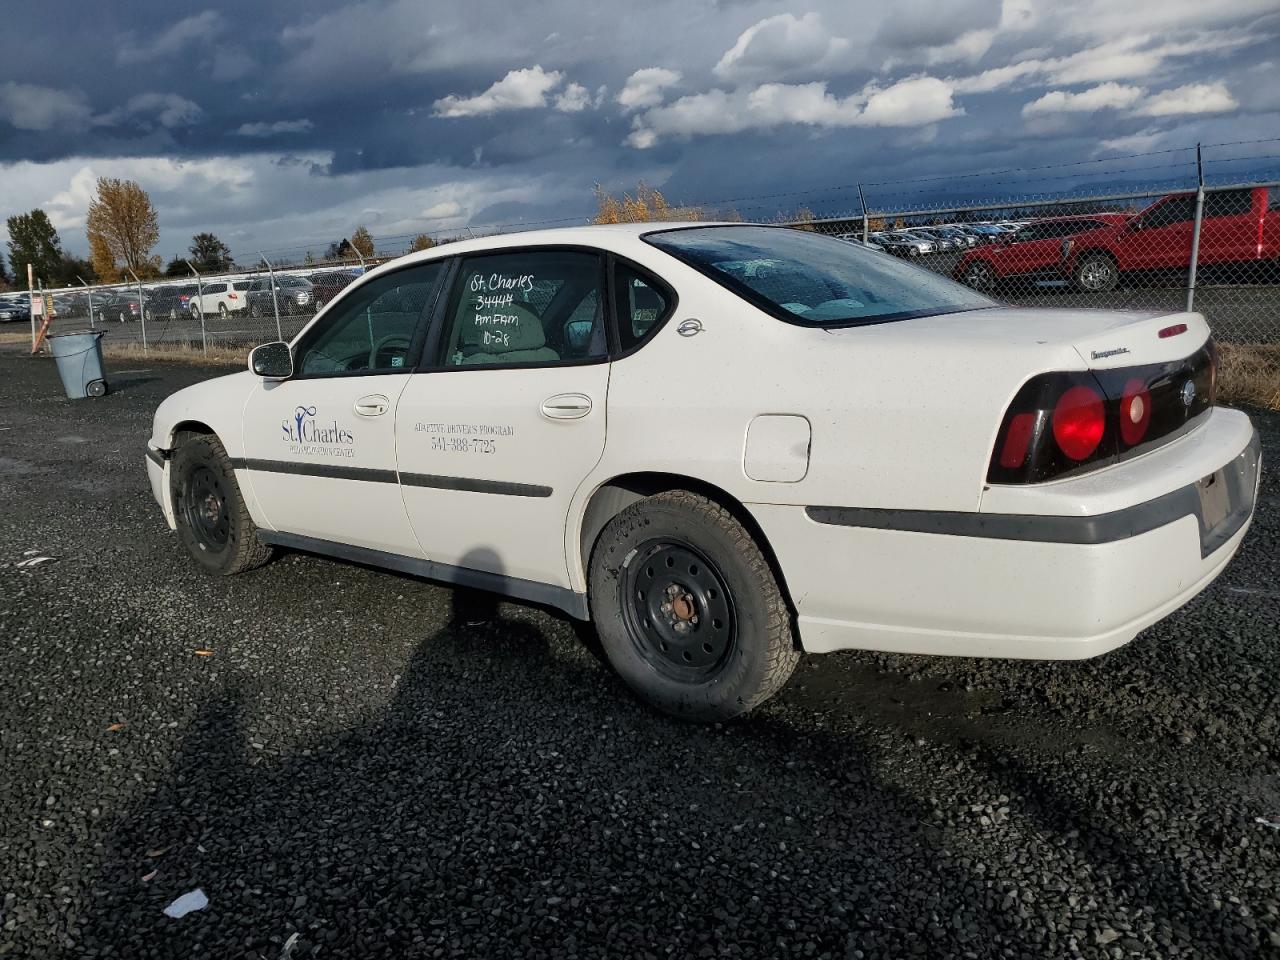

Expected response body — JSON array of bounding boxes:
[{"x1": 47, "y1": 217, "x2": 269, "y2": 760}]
[{"x1": 1197, "y1": 470, "x2": 1230, "y2": 531}]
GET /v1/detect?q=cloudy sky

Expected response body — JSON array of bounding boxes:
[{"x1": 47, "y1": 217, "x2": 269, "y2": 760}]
[{"x1": 1, "y1": 0, "x2": 1277, "y2": 263}]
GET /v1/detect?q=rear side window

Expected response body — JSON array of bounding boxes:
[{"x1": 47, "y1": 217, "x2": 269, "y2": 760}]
[
  {"x1": 646, "y1": 225, "x2": 991, "y2": 327},
  {"x1": 614, "y1": 262, "x2": 672, "y2": 350},
  {"x1": 206, "y1": 282, "x2": 226, "y2": 293},
  {"x1": 1204, "y1": 190, "x2": 1253, "y2": 218},
  {"x1": 1270, "y1": 188, "x2": 1280, "y2": 211},
  {"x1": 437, "y1": 250, "x2": 607, "y2": 368}
]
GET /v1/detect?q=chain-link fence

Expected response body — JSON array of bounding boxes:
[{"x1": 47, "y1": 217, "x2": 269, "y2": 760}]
[
  {"x1": 785, "y1": 179, "x2": 1279, "y2": 406},
  {"x1": 11, "y1": 170, "x2": 1279, "y2": 408}
]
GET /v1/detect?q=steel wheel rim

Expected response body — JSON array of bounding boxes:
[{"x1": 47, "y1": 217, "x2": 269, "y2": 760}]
[
  {"x1": 181, "y1": 465, "x2": 230, "y2": 551},
  {"x1": 621, "y1": 539, "x2": 736, "y2": 682}
]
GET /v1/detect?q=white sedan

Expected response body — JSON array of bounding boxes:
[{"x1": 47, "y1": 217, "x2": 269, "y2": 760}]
[{"x1": 146, "y1": 223, "x2": 1260, "y2": 720}]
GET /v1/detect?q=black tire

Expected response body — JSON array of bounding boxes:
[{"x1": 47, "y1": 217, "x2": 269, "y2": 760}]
[
  {"x1": 219, "y1": 303, "x2": 229, "y2": 319},
  {"x1": 249, "y1": 302, "x2": 261, "y2": 319},
  {"x1": 86, "y1": 379, "x2": 107, "y2": 398},
  {"x1": 1074, "y1": 252, "x2": 1119, "y2": 292},
  {"x1": 191, "y1": 303, "x2": 202, "y2": 322},
  {"x1": 588, "y1": 490, "x2": 799, "y2": 721},
  {"x1": 961, "y1": 259, "x2": 996, "y2": 290},
  {"x1": 170, "y1": 435, "x2": 273, "y2": 576}
]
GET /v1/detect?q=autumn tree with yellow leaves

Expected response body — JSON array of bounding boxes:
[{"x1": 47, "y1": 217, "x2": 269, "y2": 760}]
[{"x1": 86, "y1": 177, "x2": 161, "y2": 281}]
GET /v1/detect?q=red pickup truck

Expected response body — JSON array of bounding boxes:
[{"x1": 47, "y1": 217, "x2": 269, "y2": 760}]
[
  {"x1": 1066, "y1": 186, "x2": 1279, "y2": 291},
  {"x1": 955, "y1": 186, "x2": 1280, "y2": 292}
]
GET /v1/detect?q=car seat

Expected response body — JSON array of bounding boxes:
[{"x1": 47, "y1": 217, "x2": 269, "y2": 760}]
[{"x1": 457, "y1": 302, "x2": 560, "y2": 365}]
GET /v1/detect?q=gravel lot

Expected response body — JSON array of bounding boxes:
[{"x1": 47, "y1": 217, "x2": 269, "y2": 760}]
[{"x1": 1, "y1": 345, "x2": 1277, "y2": 959}]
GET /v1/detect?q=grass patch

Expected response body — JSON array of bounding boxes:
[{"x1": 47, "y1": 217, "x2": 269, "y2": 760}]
[
  {"x1": 101, "y1": 341, "x2": 247, "y2": 366},
  {"x1": 1217, "y1": 342, "x2": 1280, "y2": 412},
  {"x1": 0, "y1": 331, "x2": 30, "y2": 345}
]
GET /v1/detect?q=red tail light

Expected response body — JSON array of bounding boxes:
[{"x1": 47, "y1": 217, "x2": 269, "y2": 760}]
[
  {"x1": 987, "y1": 340, "x2": 1214, "y2": 484},
  {"x1": 998, "y1": 412, "x2": 1037, "y2": 469},
  {"x1": 1118, "y1": 377, "x2": 1151, "y2": 447},
  {"x1": 1052, "y1": 385, "x2": 1105, "y2": 460},
  {"x1": 228, "y1": 293, "x2": 239, "y2": 299}
]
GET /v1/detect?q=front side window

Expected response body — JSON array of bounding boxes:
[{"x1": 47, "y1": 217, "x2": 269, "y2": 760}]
[
  {"x1": 646, "y1": 225, "x2": 992, "y2": 327},
  {"x1": 437, "y1": 250, "x2": 607, "y2": 368},
  {"x1": 295, "y1": 262, "x2": 444, "y2": 376},
  {"x1": 1141, "y1": 195, "x2": 1196, "y2": 227},
  {"x1": 1204, "y1": 190, "x2": 1253, "y2": 218}
]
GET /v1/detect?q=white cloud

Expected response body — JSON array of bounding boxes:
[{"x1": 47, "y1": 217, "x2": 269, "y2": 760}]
[
  {"x1": 433, "y1": 65, "x2": 564, "y2": 117},
  {"x1": 627, "y1": 76, "x2": 962, "y2": 148},
  {"x1": 952, "y1": 31, "x2": 1255, "y2": 94},
  {"x1": 554, "y1": 83, "x2": 591, "y2": 112},
  {"x1": 237, "y1": 119, "x2": 316, "y2": 136},
  {"x1": 714, "y1": 13, "x2": 851, "y2": 81},
  {"x1": 617, "y1": 68, "x2": 681, "y2": 113},
  {"x1": 0, "y1": 83, "x2": 94, "y2": 131},
  {"x1": 1022, "y1": 82, "x2": 1144, "y2": 116},
  {"x1": 1096, "y1": 128, "x2": 1166, "y2": 154},
  {"x1": 1138, "y1": 81, "x2": 1238, "y2": 116},
  {"x1": 421, "y1": 200, "x2": 463, "y2": 220},
  {"x1": 117, "y1": 11, "x2": 224, "y2": 65}
]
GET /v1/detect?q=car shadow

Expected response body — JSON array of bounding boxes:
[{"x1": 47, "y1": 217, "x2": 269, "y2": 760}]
[{"x1": 68, "y1": 549, "x2": 1066, "y2": 959}]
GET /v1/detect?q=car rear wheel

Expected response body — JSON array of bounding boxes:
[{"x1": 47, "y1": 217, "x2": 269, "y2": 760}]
[
  {"x1": 171, "y1": 435, "x2": 273, "y2": 576},
  {"x1": 219, "y1": 303, "x2": 229, "y2": 319},
  {"x1": 249, "y1": 302, "x2": 261, "y2": 319},
  {"x1": 191, "y1": 303, "x2": 202, "y2": 321},
  {"x1": 1075, "y1": 253, "x2": 1119, "y2": 292},
  {"x1": 588, "y1": 490, "x2": 799, "y2": 721},
  {"x1": 118, "y1": 310, "x2": 128, "y2": 324}
]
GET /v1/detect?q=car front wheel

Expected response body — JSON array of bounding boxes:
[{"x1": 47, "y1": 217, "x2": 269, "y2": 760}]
[
  {"x1": 171, "y1": 435, "x2": 273, "y2": 576},
  {"x1": 588, "y1": 490, "x2": 799, "y2": 721}
]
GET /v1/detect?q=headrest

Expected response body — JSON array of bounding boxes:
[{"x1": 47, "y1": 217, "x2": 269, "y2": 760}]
[{"x1": 459, "y1": 302, "x2": 546, "y2": 353}]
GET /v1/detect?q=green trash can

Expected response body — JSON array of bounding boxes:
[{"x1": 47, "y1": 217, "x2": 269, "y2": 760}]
[{"x1": 49, "y1": 331, "x2": 108, "y2": 399}]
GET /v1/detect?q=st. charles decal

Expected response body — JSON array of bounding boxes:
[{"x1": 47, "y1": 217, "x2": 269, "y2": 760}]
[{"x1": 282, "y1": 405, "x2": 356, "y2": 458}]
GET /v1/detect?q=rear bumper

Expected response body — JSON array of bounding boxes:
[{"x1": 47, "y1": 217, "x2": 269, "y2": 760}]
[{"x1": 751, "y1": 410, "x2": 1259, "y2": 659}]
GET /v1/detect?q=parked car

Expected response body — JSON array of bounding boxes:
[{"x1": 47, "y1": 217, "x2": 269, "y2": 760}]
[
  {"x1": 308, "y1": 270, "x2": 362, "y2": 310},
  {"x1": 932, "y1": 226, "x2": 979, "y2": 249},
  {"x1": 246, "y1": 275, "x2": 315, "y2": 317},
  {"x1": 953, "y1": 215, "x2": 1130, "y2": 290},
  {"x1": 0, "y1": 296, "x2": 26, "y2": 323},
  {"x1": 1061, "y1": 187, "x2": 1280, "y2": 291},
  {"x1": 145, "y1": 284, "x2": 200, "y2": 321},
  {"x1": 190, "y1": 279, "x2": 251, "y2": 319},
  {"x1": 145, "y1": 223, "x2": 1256, "y2": 721},
  {"x1": 870, "y1": 232, "x2": 934, "y2": 257},
  {"x1": 98, "y1": 291, "x2": 142, "y2": 323},
  {"x1": 900, "y1": 228, "x2": 956, "y2": 252}
]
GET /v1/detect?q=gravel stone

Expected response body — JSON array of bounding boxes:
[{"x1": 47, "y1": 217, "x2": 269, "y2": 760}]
[{"x1": 0, "y1": 347, "x2": 1278, "y2": 959}]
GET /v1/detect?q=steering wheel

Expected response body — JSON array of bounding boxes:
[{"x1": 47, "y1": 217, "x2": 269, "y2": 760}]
[{"x1": 369, "y1": 334, "x2": 412, "y2": 370}]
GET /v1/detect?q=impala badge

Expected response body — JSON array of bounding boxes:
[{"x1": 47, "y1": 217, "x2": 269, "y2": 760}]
[{"x1": 677, "y1": 318, "x2": 703, "y2": 337}]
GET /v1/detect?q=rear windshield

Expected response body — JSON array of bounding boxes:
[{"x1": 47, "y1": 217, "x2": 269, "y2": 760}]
[{"x1": 645, "y1": 225, "x2": 993, "y2": 326}]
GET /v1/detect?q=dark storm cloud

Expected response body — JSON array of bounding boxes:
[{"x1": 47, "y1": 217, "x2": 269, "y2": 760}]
[{"x1": 0, "y1": 0, "x2": 1277, "y2": 258}]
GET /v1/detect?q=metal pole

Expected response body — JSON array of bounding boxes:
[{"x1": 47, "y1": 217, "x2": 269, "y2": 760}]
[
  {"x1": 858, "y1": 184, "x2": 869, "y2": 244},
  {"x1": 1186, "y1": 143, "x2": 1204, "y2": 313},
  {"x1": 27, "y1": 264, "x2": 35, "y2": 350},
  {"x1": 78, "y1": 276, "x2": 94, "y2": 330},
  {"x1": 129, "y1": 268, "x2": 147, "y2": 352},
  {"x1": 260, "y1": 253, "x2": 283, "y2": 341},
  {"x1": 185, "y1": 260, "x2": 205, "y2": 355}
]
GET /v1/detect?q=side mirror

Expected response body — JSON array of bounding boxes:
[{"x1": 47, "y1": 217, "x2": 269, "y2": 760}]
[{"x1": 249, "y1": 341, "x2": 293, "y2": 380}]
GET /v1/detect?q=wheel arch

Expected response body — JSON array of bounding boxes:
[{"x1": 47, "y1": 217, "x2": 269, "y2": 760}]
[{"x1": 575, "y1": 472, "x2": 798, "y2": 622}]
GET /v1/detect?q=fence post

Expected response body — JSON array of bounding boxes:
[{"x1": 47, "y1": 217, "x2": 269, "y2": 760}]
[
  {"x1": 128, "y1": 268, "x2": 147, "y2": 352},
  {"x1": 857, "y1": 184, "x2": 869, "y2": 244},
  {"x1": 78, "y1": 276, "x2": 94, "y2": 330},
  {"x1": 27, "y1": 264, "x2": 35, "y2": 350},
  {"x1": 184, "y1": 260, "x2": 205, "y2": 355},
  {"x1": 261, "y1": 253, "x2": 283, "y2": 341},
  {"x1": 1186, "y1": 143, "x2": 1204, "y2": 313}
]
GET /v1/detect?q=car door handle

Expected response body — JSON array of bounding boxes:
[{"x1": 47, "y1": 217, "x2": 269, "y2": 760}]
[
  {"x1": 540, "y1": 393, "x2": 593, "y2": 420},
  {"x1": 354, "y1": 394, "x2": 390, "y2": 417}
]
